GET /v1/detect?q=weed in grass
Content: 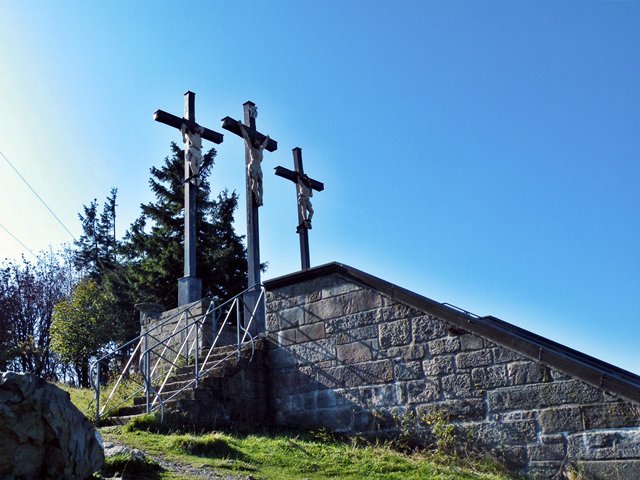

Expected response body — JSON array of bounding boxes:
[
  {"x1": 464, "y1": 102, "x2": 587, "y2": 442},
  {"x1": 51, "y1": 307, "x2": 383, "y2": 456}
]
[
  {"x1": 169, "y1": 433, "x2": 243, "y2": 459},
  {"x1": 96, "y1": 451, "x2": 161, "y2": 479},
  {"x1": 124, "y1": 413, "x2": 170, "y2": 434}
]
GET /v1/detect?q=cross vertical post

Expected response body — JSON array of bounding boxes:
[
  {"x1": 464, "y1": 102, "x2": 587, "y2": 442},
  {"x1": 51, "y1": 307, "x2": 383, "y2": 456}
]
[
  {"x1": 153, "y1": 91, "x2": 223, "y2": 306},
  {"x1": 221, "y1": 102, "x2": 277, "y2": 334},
  {"x1": 183, "y1": 92, "x2": 198, "y2": 299},
  {"x1": 274, "y1": 147, "x2": 325, "y2": 270},
  {"x1": 243, "y1": 102, "x2": 260, "y2": 300}
]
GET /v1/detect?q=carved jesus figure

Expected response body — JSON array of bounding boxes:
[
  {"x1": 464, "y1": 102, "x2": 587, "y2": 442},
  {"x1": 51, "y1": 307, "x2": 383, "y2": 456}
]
[
  {"x1": 181, "y1": 123, "x2": 204, "y2": 186},
  {"x1": 297, "y1": 174, "x2": 314, "y2": 228},
  {"x1": 239, "y1": 122, "x2": 269, "y2": 207}
]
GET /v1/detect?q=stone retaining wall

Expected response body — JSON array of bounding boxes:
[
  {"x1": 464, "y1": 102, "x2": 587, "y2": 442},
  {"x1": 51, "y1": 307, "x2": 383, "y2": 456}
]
[{"x1": 264, "y1": 270, "x2": 640, "y2": 479}]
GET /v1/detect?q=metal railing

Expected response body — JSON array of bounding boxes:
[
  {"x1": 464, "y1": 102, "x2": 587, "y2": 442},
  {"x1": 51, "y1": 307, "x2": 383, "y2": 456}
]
[{"x1": 90, "y1": 284, "x2": 265, "y2": 426}]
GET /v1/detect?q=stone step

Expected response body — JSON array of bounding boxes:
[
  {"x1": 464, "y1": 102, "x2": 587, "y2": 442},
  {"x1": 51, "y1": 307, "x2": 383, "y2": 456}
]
[{"x1": 108, "y1": 340, "x2": 262, "y2": 421}]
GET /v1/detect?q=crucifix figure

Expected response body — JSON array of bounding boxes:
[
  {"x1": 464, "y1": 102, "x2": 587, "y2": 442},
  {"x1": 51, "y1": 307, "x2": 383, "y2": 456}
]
[
  {"x1": 221, "y1": 102, "x2": 277, "y2": 333},
  {"x1": 239, "y1": 123, "x2": 269, "y2": 206},
  {"x1": 154, "y1": 91, "x2": 223, "y2": 306},
  {"x1": 181, "y1": 123, "x2": 204, "y2": 186},
  {"x1": 275, "y1": 147, "x2": 325, "y2": 270}
]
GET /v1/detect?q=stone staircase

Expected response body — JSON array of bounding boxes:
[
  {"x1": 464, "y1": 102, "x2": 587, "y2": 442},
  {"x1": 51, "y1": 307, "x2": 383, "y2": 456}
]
[{"x1": 104, "y1": 338, "x2": 268, "y2": 428}]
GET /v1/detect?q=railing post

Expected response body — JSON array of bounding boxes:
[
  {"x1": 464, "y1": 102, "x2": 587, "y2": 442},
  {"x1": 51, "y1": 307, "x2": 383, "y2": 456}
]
[
  {"x1": 236, "y1": 298, "x2": 241, "y2": 358},
  {"x1": 95, "y1": 362, "x2": 101, "y2": 426},
  {"x1": 144, "y1": 329, "x2": 151, "y2": 414},
  {"x1": 195, "y1": 316, "x2": 200, "y2": 389},
  {"x1": 184, "y1": 313, "x2": 189, "y2": 367}
]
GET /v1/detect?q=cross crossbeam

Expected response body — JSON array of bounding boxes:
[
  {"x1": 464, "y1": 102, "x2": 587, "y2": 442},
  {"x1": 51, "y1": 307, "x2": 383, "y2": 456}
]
[{"x1": 274, "y1": 147, "x2": 324, "y2": 270}]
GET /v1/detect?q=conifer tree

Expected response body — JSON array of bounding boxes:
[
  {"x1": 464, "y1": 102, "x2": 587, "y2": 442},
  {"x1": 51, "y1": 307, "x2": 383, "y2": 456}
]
[{"x1": 123, "y1": 143, "x2": 247, "y2": 308}]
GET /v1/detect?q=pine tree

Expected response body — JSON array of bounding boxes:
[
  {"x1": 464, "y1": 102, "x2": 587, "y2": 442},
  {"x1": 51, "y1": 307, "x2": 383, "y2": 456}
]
[
  {"x1": 123, "y1": 142, "x2": 247, "y2": 308},
  {"x1": 74, "y1": 188, "x2": 118, "y2": 280}
]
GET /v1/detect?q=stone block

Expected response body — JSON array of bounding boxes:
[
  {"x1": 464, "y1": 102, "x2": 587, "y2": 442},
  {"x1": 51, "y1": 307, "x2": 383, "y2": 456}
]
[
  {"x1": 455, "y1": 349, "x2": 492, "y2": 370},
  {"x1": 335, "y1": 325, "x2": 378, "y2": 344},
  {"x1": 507, "y1": 361, "x2": 551, "y2": 385},
  {"x1": 271, "y1": 366, "x2": 316, "y2": 394},
  {"x1": 423, "y1": 356, "x2": 454, "y2": 376},
  {"x1": 319, "y1": 360, "x2": 394, "y2": 389},
  {"x1": 385, "y1": 343, "x2": 427, "y2": 361},
  {"x1": 406, "y1": 378, "x2": 441, "y2": 403},
  {"x1": 268, "y1": 347, "x2": 300, "y2": 368},
  {"x1": 334, "y1": 388, "x2": 361, "y2": 406},
  {"x1": 567, "y1": 430, "x2": 640, "y2": 460},
  {"x1": 273, "y1": 328, "x2": 297, "y2": 346},
  {"x1": 306, "y1": 291, "x2": 322, "y2": 303},
  {"x1": 466, "y1": 419, "x2": 537, "y2": 445},
  {"x1": 492, "y1": 347, "x2": 523, "y2": 364},
  {"x1": 550, "y1": 369, "x2": 571, "y2": 381},
  {"x1": 307, "y1": 290, "x2": 384, "y2": 323},
  {"x1": 538, "y1": 406, "x2": 583, "y2": 434},
  {"x1": 412, "y1": 315, "x2": 447, "y2": 342},
  {"x1": 379, "y1": 319, "x2": 412, "y2": 348},
  {"x1": 266, "y1": 312, "x2": 279, "y2": 331},
  {"x1": 320, "y1": 276, "x2": 363, "y2": 298},
  {"x1": 581, "y1": 402, "x2": 640, "y2": 429},
  {"x1": 360, "y1": 383, "x2": 405, "y2": 408},
  {"x1": 288, "y1": 338, "x2": 336, "y2": 365},
  {"x1": 317, "y1": 389, "x2": 337, "y2": 409},
  {"x1": 491, "y1": 445, "x2": 528, "y2": 470},
  {"x1": 471, "y1": 365, "x2": 508, "y2": 390},
  {"x1": 487, "y1": 380, "x2": 603, "y2": 413},
  {"x1": 275, "y1": 306, "x2": 305, "y2": 329},
  {"x1": 393, "y1": 360, "x2": 424, "y2": 381},
  {"x1": 380, "y1": 303, "x2": 417, "y2": 322},
  {"x1": 337, "y1": 341, "x2": 375, "y2": 364},
  {"x1": 527, "y1": 434, "x2": 566, "y2": 461},
  {"x1": 325, "y1": 310, "x2": 381, "y2": 333},
  {"x1": 459, "y1": 334, "x2": 484, "y2": 351},
  {"x1": 441, "y1": 373, "x2": 473, "y2": 399},
  {"x1": 428, "y1": 336, "x2": 461, "y2": 355},
  {"x1": 296, "y1": 322, "x2": 326, "y2": 343},
  {"x1": 578, "y1": 460, "x2": 640, "y2": 479},
  {"x1": 416, "y1": 399, "x2": 485, "y2": 422},
  {"x1": 322, "y1": 407, "x2": 354, "y2": 433}
]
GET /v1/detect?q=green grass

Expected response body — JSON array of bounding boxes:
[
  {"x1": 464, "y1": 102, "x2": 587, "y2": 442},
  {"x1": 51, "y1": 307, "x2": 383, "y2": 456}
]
[
  {"x1": 63, "y1": 387, "x2": 518, "y2": 480},
  {"x1": 58, "y1": 378, "x2": 144, "y2": 423},
  {"x1": 100, "y1": 425, "x2": 518, "y2": 480}
]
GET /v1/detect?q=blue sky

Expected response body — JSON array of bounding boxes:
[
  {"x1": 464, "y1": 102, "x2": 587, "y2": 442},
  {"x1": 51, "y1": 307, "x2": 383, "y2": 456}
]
[{"x1": 1, "y1": 1, "x2": 639, "y2": 373}]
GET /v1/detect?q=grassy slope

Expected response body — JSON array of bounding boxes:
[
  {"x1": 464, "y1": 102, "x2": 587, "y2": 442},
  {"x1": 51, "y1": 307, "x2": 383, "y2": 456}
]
[
  {"x1": 60, "y1": 385, "x2": 518, "y2": 480},
  {"x1": 101, "y1": 427, "x2": 515, "y2": 480}
]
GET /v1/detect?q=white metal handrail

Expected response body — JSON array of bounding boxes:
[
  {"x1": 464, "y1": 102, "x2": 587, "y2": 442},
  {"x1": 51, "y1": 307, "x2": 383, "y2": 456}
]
[{"x1": 91, "y1": 285, "x2": 265, "y2": 425}]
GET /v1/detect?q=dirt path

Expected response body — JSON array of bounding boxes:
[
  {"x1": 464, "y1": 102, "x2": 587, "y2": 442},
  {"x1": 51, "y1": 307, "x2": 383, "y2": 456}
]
[{"x1": 103, "y1": 440, "x2": 254, "y2": 480}]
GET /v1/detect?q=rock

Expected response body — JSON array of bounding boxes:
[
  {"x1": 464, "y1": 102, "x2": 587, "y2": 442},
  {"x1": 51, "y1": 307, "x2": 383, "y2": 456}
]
[
  {"x1": 103, "y1": 441, "x2": 146, "y2": 462},
  {"x1": 0, "y1": 372, "x2": 104, "y2": 479}
]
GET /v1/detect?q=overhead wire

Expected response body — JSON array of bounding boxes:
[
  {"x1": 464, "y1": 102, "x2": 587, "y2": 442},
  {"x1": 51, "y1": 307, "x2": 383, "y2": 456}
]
[
  {"x1": 0, "y1": 222, "x2": 36, "y2": 258},
  {"x1": 0, "y1": 149, "x2": 76, "y2": 241}
]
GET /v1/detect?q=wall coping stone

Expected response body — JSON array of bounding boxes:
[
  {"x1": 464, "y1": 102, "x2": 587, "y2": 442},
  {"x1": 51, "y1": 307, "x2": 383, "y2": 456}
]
[{"x1": 264, "y1": 262, "x2": 640, "y2": 405}]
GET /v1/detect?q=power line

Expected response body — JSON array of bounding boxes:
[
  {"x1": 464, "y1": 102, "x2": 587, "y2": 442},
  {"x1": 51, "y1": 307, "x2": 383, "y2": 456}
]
[
  {"x1": 0, "y1": 222, "x2": 37, "y2": 258},
  {"x1": 0, "y1": 149, "x2": 76, "y2": 241}
]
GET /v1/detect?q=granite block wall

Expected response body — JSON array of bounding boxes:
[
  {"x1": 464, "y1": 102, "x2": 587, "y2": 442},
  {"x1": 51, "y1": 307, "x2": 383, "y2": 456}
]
[{"x1": 264, "y1": 272, "x2": 640, "y2": 479}]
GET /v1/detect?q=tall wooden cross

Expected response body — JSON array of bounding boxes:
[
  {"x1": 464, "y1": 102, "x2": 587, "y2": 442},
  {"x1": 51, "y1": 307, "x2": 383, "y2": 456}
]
[
  {"x1": 221, "y1": 102, "x2": 277, "y2": 333},
  {"x1": 275, "y1": 147, "x2": 324, "y2": 270},
  {"x1": 153, "y1": 91, "x2": 223, "y2": 306}
]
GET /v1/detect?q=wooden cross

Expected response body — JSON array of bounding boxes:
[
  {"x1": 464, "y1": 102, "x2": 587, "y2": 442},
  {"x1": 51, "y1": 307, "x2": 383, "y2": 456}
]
[
  {"x1": 153, "y1": 91, "x2": 223, "y2": 306},
  {"x1": 221, "y1": 102, "x2": 277, "y2": 333},
  {"x1": 275, "y1": 147, "x2": 324, "y2": 270}
]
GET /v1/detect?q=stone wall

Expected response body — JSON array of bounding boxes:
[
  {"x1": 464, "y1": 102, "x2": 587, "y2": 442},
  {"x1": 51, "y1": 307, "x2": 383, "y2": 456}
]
[{"x1": 264, "y1": 266, "x2": 640, "y2": 479}]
